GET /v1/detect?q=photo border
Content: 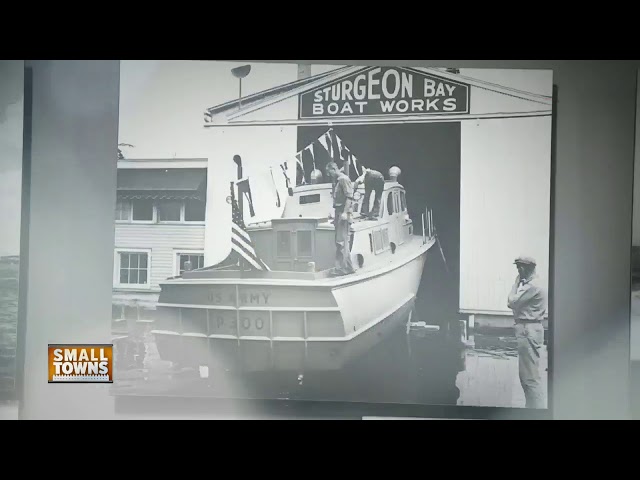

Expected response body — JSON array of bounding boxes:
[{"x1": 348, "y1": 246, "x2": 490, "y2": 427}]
[
  {"x1": 0, "y1": 63, "x2": 30, "y2": 403},
  {"x1": 112, "y1": 62, "x2": 557, "y2": 420}
]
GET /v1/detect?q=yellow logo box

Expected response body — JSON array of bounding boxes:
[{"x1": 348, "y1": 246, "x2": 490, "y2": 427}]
[{"x1": 48, "y1": 344, "x2": 113, "y2": 383}]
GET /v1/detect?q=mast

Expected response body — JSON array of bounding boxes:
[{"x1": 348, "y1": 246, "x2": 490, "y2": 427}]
[
  {"x1": 233, "y1": 155, "x2": 243, "y2": 215},
  {"x1": 232, "y1": 155, "x2": 246, "y2": 273}
]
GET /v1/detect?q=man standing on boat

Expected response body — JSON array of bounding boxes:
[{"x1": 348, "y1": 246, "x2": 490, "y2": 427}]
[
  {"x1": 353, "y1": 166, "x2": 385, "y2": 219},
  {"x1": 326, "y1": 161, "x2": 355, "y2": 276},
  {"x1": 507, "y1": 255, "x2": 547, "y2": 409}
]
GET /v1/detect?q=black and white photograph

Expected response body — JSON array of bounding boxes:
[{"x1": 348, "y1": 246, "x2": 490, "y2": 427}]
[
  {"x1": 0, "y1": 60, "x2": 24, "y2": 401},
  {"x1": 111, "y1": 60, "x2": 553, "y2": 410}
]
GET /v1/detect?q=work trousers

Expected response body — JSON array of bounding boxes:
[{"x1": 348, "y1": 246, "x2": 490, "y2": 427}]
[
  {"x1": 514, "y1": 321, "x2": 546, "y2": 409},
  {"x1": 360, "y1": 176, "x2": 384, "y2": 218},
  {"x1": 333, "y1": 209, "x2": 355, "y2": 275}
]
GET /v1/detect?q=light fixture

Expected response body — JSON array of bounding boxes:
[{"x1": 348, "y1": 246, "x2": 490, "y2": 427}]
[{"x1": 231, "y1": 65, "x2": 252, "y2": 108}]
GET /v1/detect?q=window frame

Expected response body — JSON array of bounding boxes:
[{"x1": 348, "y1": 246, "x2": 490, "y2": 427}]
[
  {"x1": 386, "y1": 191, "x2": 395, "y2": 216},
  {"x1": 174, "y1": 249, "x2": 206, "y2": 276},
  {"x1": 183, "y1": 199, "x2": 207, "y2": 224},
  {"x1": 130, "y1": 199, "x2": 156, "y2": 224},
  {"x1": 156, "y1": 200, "x2": 184, "y2": 224},
  {"x1": 114, "y1": 200, "x2": 132, "y2": 222},
  {"x1": 113, "y1": 248, "x2": 152, "y2": 290},
  {"x1": 115, "y1": 198, "x2": 206, "y2": 225},
  {"x1": 276, "y1": 230, "x2": 292, "y2": 258}
]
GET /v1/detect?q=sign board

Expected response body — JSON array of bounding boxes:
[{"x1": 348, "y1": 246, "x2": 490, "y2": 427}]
[
  {"x1": 299, "y1": 66, "x2": 470, "y2": 119},
  {"x1": 48, "y1": 344, "x2": 113, "y2": 383}
]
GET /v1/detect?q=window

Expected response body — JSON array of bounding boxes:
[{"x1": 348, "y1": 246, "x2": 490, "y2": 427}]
[
  {"x1": 115, "y1": 201, "x2": 131, "y2": 221},
  {"x1": 387, "y1": 193, "x2": 395, "y2": 215},
  {"x1": 373, "y1": 231, "x2": 382, "y2": 251},
  {"x1": 185, "y1": 199, "x2": 206, "y2": 222},
  {"x1": 157, "y1": 200, "x2": 182, "y2": 222},
  {"x1": 115, "y1": 198, "x2": 206, "y2": 223},
  {"x1": 372, "y1": 228, "x2": 390, "y2": 255},
  {"x1": 297, "y1": 230, "x2": 312, "y2": 257},
  {"x1": 300, "y1": 194, "x2": 320, "y2": 205},
  {"x1": 177, "y1": 252, "x2": 205, "y2": 275},
  {"x1": 400, "y1": 191, "x2": 406, "y2": 211},
  {"x1": 382, "y1": 228, "x2": 390, "y2": 248},
  {"x1": 277, "y1": 231, "x2": 291, "y2": 257},
  {"x1": 115, "y1": 250, "x2": 150, "y2": 288},
  {"x1": 132, "y1": 199, "x2": 154, "y2": 221}
]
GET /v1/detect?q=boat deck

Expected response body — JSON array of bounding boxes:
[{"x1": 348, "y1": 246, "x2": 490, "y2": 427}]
[{"x1": 172, "y1": 235, "x2": 435, "y2": 287}]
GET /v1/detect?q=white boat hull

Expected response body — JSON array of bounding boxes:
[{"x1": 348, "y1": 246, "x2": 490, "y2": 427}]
[{"x1": 152, "y1": 237, "x2": 432, "y2": 372}]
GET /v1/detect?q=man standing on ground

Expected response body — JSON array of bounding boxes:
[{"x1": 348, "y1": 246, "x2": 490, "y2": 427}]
[
  {"x1": 507, "y1": 255, "x2": 547, "y2": 409},
  {"x1": 353, "y1": 166, "x2": 385, "y2": 219},
  {"x1": 326, "y1": 161, "x2": 355, "y2": 276}
]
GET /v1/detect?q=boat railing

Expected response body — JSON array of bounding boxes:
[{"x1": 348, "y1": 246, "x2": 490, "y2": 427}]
[{"x1": 422, "y1": 206, "x2": 435, "y2": 244}]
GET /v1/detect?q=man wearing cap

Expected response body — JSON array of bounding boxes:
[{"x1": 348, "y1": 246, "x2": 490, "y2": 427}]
[
  {"x1": 326, "y1": 161, "x2": 355, "y2": 276},
  {"x1": 508, "y1": 255, "x2": 547, "y2": 409}
]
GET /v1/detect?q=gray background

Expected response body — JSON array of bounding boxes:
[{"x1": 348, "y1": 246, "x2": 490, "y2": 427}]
[{"x1": 15, "y1": 60, "x2": 637, "y2": 419}]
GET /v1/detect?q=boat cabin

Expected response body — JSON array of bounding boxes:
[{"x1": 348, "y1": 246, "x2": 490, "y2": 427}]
[{"x1": 245, "y1": 179, "x2": 415, "y2": 273}]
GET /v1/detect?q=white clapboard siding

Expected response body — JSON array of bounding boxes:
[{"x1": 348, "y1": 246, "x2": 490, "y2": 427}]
[
  {"x1": 460, "y1": 117, "x2": 551, "y2": 314},
  {"x1": 114, "y1": 223, "x2": 206, "y2": 290}
]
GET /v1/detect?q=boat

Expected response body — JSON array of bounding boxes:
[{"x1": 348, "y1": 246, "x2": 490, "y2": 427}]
[{"x1": 150, "y1": 158, "x2": 438, "y2": 373}]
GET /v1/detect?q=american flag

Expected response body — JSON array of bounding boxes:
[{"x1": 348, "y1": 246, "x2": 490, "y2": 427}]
[{"x1": 229, "y1": 185, "x2": 270, "y2": 271}]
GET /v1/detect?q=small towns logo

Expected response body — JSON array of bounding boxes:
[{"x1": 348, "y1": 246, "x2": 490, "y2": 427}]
[{"x1": 48, "y1": 344, "x2": 113, "y2": 383}]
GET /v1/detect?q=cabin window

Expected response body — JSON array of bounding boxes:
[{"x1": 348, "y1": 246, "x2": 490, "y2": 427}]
[
  {"x1": 299, "y1": 194, "x2": 321, "y2": 205},
  {"x1": 115, "y1": 250, "x2": 150, "y2": 287},
  {"x1": 382, "y1": 228, "x2": 390, "y2": 248},
  {"x1": 185, "y1": 199, "x2": 206, "y2": 222},
  {"x1": 297, "y1": 230, "x2": 313, "y2": 257},
  {"x1": 131, "y1": 199, "x2": 154, "y2": 221},
  {"x1": 373, "y1": 231, "x2": 382, "y2": 251},
  {"x1": 386, "y1": 193, "x2": 394, "y2": 216},
  {"x1": 115, "y1": 201, "x2": 131, "y2": 221},
  {"x1": 277, "y1": 231, "x2": 291, "y2": 257},
  {"x1": 394, "y1": 193, "x2": 400, "y2": 213},
  {"x1": 369, "y1": 233, "x2": 373, "y2": 253},
  {"x1": 400, "y1": 191, "x2": 406, "y2": 211},
  {"x1": 177, "y1": 252, "x2": 205, "y2": 275},
  {"x1": 157, "y1": 200, "x2": 182, "y2": 222}
]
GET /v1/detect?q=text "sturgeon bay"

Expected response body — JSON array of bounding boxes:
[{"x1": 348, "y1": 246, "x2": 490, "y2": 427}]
[{"x1": 299, "y1": 66, "x2": 469, "y2": 118}]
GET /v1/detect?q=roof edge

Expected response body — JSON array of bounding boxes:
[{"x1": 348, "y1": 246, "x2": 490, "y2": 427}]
[{"x1": 204, "y1": 66, "x2": 352, "y2": 119}]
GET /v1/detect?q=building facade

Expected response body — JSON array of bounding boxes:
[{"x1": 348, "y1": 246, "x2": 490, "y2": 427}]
[
  {"x1": 200, "y1": 65, "x2": 552, "y2": 330},
  {"x1": 111, "y1": 158, "x2": 208, "y2": 327}
]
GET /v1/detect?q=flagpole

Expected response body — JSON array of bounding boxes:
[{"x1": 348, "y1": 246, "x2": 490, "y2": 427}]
[{"x1": 232, "y1": 160, "x2": 246, "y2": 274}]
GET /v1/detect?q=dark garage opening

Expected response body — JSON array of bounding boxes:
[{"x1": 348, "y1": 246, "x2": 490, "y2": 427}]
[{"x1": 297, "y1": 123, "x2": 461, "y2": 329}]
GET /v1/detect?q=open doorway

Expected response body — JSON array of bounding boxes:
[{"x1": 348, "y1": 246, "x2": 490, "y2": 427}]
[{"x1": 297, "y1": 122, "x2": 461, "y2": 327}]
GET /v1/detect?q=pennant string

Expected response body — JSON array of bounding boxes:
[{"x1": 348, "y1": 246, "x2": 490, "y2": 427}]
[
  {"x1": 308, "y1": 143, "x2": 316, "y2": 170},
  {"x1": 352, "y1": 154, "x2": 361, "y2": 177},
  {"x1": 289, "y1": 127, "x2": 362, "y2": 185}
]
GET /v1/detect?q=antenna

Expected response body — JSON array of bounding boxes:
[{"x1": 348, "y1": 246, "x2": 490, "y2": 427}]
[{"x1": 231, "y1": 65, "x2": 252, "y2": 108}]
